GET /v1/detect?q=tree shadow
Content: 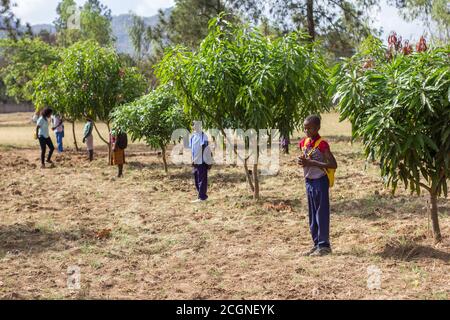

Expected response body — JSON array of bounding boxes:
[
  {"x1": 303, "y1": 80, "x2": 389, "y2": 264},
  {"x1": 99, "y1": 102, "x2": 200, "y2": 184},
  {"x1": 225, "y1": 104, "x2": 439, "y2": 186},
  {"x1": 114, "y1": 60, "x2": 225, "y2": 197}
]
[
  {"x1": 126, "y1": 160, "x2": 167, "y2": 171},
  {"x1": 258, "y1": 197, "x2": 304, "y2": 214},
  {"x1": 167, "y1": 169, "x2": 194, "y2": 180},
  {"x1": 378, "y1": 243, "x2": 450, "y2": 262},
  {"x1": 0, "y1": 222, "x2": 99, "y2": 256},
  {"x1": 332, "y1": 194, "x2": 426, "y2": 220},
  {"x1": 165, "y1": 168, "x2": 248, "y2": 184},
  {"x1": 261, "y1": 196, "x2": 303, "y2": 208},
  {"x1": 211, "y1": 170, "x2": 247, "y2": 184},
  {"x1": 127, "y1": 162, "x2": 249, "y2": 185}
]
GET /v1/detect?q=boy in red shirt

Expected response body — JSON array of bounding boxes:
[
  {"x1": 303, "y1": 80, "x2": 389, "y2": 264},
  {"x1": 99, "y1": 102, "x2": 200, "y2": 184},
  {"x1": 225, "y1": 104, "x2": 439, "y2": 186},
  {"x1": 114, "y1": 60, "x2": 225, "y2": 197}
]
[{"x1": 298, "y1": 115, "x2": 337, "y2": 256}]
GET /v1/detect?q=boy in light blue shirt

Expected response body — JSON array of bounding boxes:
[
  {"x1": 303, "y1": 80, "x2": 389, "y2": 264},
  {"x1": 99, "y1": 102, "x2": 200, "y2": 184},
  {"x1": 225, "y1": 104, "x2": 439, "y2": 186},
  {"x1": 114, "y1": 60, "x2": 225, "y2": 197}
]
[
  {"x1": 189, "y1": 121, "x2": 211, "y2": 202},
  {"x1": 51, "y1": 114, "x2": 64, "y2": 153}
]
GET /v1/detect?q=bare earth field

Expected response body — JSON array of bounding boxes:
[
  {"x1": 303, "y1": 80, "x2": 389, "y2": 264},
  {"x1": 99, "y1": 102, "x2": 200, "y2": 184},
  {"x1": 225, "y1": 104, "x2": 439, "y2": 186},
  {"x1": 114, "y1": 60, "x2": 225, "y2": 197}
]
[{"x1": 0, "y1": 112, "x2": 448, "y2": 299}]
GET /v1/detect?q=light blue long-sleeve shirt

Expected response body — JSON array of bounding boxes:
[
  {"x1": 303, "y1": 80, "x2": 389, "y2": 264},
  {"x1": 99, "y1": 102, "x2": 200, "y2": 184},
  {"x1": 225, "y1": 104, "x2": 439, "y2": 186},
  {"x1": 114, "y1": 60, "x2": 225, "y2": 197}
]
[{"x1": 189, "y1": 132, "x2": 208, "y2": 165}]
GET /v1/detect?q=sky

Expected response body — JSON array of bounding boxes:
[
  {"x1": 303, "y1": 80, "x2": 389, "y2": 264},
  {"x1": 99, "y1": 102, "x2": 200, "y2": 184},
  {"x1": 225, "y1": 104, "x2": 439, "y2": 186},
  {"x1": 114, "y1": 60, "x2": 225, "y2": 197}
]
[{"x1": 11, "y1": 0, "x2": 427, "y2": 42}]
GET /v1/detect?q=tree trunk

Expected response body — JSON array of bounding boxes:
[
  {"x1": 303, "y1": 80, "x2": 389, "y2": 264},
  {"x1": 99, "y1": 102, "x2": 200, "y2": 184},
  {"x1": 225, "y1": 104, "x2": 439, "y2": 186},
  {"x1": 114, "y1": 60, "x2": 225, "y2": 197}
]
[
  {"x1": 108, "y1": 142, "x2": 112, "y2": 166},
  {"x1": 306, "y1": 0, "x2": 315, "y2": 41},
  {"x1": 161, "y1": 145, "x2": 168, "y2": 173},
  {"x1": 216, "y1": 0, "x2": 222, "y2": 13},
  {"x1": 219, "y1": 128, "x2": 259, "y2": 196},
  {"x1": 281, "y1": 134, "x2": 289, "y2": 154},
  {"x1": 253, "y1": 163, "x2": 259, "y2": 200},
  {"x1": 107, "y1": 122, "x2": 112, "y2": 165},
  {"x1": 71, "y1": 120, "x2": 79, "y2": 151},
  {"x1": 93, "y1": 122, "x2": 111, "y2": 165},
  {"x1": 429, "y1": 191, "x2": 442, "y2": 242},
  {"x1": 252, "y1": 142, "x2": 260, "y2": 200},
  {"x1": 244, "y1": 158, "x2": 255, "y2": 192}
]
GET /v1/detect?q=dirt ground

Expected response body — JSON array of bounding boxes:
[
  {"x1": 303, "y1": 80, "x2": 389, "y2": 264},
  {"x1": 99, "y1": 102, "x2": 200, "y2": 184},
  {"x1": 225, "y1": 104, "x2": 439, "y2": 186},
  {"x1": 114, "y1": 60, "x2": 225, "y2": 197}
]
[{"x1": 0, "y1": 113, "x2": 448, "y2": 300}]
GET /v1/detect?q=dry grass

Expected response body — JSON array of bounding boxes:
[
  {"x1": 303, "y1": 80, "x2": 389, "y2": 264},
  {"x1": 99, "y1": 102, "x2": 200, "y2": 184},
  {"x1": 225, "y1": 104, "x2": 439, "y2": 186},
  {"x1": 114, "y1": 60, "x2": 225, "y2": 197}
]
[
  {"x1": 0, "y1": 112, "x2": 448, "y2": 300},
  {"x1": 0, "y1": 113, "x2": 112, "y2": 148}
]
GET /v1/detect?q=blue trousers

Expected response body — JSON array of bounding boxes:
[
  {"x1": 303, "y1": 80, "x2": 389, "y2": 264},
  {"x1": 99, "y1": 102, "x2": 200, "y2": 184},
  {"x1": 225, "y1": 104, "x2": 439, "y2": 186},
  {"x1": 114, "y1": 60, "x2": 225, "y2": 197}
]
[
  {"x1": 55, "y1": 131, "x2": 64, "y2": 152},
  {"x1": 193, "y1": 164, "x2": 208, "y2": 200},
  {"x1": 306, "y1": 175, "x2": 330, "y2": 248}
]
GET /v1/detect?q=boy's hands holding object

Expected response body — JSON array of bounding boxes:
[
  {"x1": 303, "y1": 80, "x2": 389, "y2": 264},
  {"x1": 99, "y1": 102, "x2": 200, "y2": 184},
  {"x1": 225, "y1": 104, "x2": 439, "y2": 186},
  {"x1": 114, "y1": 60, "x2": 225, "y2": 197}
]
[{"x1": 297, "y1": 155, "x2": 314, "y2": 167}]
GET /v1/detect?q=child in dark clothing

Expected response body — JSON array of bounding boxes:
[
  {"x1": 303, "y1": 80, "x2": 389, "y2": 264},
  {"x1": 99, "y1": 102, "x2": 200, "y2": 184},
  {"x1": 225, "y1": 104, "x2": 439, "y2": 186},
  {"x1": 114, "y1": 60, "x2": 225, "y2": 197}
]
[
  {"x1": 298, "y1": 115, "x2": 337, "y2": 256},
  {"x1": 111, "y1": 131, "x2": 126, "y2": 178}
]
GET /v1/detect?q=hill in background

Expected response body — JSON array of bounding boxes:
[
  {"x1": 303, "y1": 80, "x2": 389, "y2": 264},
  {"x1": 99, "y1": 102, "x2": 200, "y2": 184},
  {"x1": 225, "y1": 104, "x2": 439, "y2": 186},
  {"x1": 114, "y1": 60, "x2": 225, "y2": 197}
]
[{"x1": 0, "y1": 8, "x2": 172, "y2": 56}]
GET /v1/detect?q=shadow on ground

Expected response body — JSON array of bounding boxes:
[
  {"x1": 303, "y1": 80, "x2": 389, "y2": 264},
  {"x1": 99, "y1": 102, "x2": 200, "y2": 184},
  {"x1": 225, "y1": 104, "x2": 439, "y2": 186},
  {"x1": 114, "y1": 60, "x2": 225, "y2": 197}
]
[
  {"x1": 332, "y1": 194, "x2": 426, "y2": 220},
  {"x1": 0, "y1": 222, "x2": 101, "y2": 256},
  {"x1": 379, "y1": 243, "x2": 450, "y2": 262}
]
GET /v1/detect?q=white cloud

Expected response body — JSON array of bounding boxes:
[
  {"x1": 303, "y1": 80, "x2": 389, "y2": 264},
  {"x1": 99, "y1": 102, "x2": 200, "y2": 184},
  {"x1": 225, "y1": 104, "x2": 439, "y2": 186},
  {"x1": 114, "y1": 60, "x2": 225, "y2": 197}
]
[{"x1": 12, "y1": 0, "x2": 60, "y2": 25}]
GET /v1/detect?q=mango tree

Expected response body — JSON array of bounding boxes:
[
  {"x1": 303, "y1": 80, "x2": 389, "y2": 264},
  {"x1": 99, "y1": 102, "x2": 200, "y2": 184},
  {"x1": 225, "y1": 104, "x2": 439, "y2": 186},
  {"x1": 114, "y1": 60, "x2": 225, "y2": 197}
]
[
  {"x1": 156, "y1": 15, "x2": 329, "y2": 199},
  {"x1": 112, "y1": 85, "x2": 189, "y2": 173},
  {"x1": 33, "y1": 40, "x2": 147, "y2": 161},
  {"x1": 0, "y1": 39, "x2": 69, "y2": 141},
  {"x1": 33, "y1": 63, "x2": 83, "y2": 150},
  {"x1": 0, "y1": 38, "x2": 60, "y2": 102},
  {"x1": 331, "y1": 35, "x2": 449, "y2": 242}
]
